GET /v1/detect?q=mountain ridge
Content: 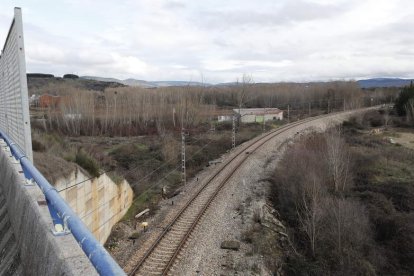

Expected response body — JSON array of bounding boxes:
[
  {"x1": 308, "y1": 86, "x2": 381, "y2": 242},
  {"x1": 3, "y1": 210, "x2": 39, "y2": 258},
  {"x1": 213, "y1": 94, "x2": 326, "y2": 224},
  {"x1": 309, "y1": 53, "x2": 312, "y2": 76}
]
[
  {"x1": 357, "y1": 78, "x2": 414, "y2": 89},
  {"x1": 74, "y1": 76, "x2": 414, "y2": 89},
  {"x1": 81, "y1": 76, "x2": 209, "y2": 88}
]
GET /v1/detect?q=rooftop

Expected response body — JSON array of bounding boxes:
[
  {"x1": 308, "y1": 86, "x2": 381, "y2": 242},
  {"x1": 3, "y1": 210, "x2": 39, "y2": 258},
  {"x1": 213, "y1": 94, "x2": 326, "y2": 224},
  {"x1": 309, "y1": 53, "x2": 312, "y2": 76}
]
[{"x1": 233, "y1": 108, "x2": 282, "y2": 115}]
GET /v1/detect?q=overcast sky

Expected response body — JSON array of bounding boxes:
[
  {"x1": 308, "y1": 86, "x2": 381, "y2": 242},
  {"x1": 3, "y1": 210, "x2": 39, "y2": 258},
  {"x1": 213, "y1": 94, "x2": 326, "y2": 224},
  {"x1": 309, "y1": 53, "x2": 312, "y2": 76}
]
[{"x1": 1, "y1": 0, "x2": 413, "y2": 83}]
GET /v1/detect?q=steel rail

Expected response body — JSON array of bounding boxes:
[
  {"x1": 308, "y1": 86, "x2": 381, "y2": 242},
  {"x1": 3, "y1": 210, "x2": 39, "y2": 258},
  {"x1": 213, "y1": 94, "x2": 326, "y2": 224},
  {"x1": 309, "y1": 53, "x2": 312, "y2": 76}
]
[{"x1": 129, "y1": 111, "x2": 337, "y2": 276}]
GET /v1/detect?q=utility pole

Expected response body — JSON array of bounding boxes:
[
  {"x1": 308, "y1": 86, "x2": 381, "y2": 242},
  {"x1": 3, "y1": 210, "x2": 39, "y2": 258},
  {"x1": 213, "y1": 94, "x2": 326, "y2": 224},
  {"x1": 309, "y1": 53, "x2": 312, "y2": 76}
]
[
  {"x1": 308, "y1": 102, "x2": 311, "y2": 117},
  {"x1": 172, "y1": 107, "x2": 176, "y2": 128},
  {"x1": 113, "y1": 91, "x2": 118, "y2": 128},
  {"x1": 210, "y1": 111, "x2": 215, "y2": 132},
  {"x1": 262, "y1": 108, "x2": 266, "y2": 132},
  {"x1": 181, "y1": 126, "x2": 186, "y2": 185},
  {"x1": 232, "y1": 115, "x2": 236, "y2": 149},
  {"x1": 287, "y1": 105, "x2": 290, "y2": 123},
  {"x1": 181, "y1": 103, "x2": 187, "y2": 185},
  {"x1": 343, "y1": 98, "x2": 346, "y2": 111}
]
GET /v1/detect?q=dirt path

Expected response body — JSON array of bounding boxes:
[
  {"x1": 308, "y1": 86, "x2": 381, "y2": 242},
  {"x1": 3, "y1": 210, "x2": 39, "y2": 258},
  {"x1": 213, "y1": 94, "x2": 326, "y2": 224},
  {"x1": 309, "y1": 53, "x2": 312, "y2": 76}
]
[{"x1": 392, "y1": 130, "x2": 414, "y2": 150}]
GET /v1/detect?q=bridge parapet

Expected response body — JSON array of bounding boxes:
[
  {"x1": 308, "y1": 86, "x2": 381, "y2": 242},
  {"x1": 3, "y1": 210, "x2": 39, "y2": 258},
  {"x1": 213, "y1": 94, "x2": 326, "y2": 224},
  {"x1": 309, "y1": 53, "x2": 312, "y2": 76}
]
[
  {"x1": 0, "y1": 8, "x2": 126, "y2": 275},
  {"x1": 0, "y1": 137, "x2": 98, "y2": 275},
  {"x1": 0, "y1": 129, "x2": 126, "y2": 275}
]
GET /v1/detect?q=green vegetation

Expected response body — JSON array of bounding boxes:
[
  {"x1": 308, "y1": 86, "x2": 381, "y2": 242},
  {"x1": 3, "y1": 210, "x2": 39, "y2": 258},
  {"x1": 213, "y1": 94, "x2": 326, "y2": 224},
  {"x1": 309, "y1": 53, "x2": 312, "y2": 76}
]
[
  {"x1": 123, "y1": 189, "x2": 159, "y2": 221},
  {"x1": 74, "y1": 149, "x2": 100, "y2": 177},
  {"x1": 395, "y1": 81, "x2": 414, "y2": 116},
  {"x1": 107, "y1": 171, "x2": 124, "y2": 184},
  {"x1": 349, "y1": 125, "x2": 414, "y2": 274},
  {"x1": 32, "y1": 139, "x2": 46, "y2": 152},
  {"x1": 117, "y1": 125, "x2": 264, "y2": 221}
]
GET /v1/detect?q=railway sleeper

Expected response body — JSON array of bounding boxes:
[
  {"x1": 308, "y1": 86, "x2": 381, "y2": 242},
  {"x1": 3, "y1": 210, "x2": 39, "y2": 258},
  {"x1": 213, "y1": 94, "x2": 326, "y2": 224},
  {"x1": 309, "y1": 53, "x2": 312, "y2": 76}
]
[
  {"x1": 137, "y1": 265, "x2": 165, "y2": 275},
  {"x1": 170, "y1": 224, "x2": 190, "y2": 231},
  {"x1": 172, "y1": 224, "x2": 191, "y2": 231},
  {"x1": 176, "y1": 218, "x2": 198, "y2": 224},
  {"x1": 164, "y1": 232, "x2": 185, "y2": 240},
  {"x1": 146, "y1": 256, "x2": 170, "y2": 265},
  {"x1": 157, "y1": 238, "x2": 180, "y2": 247},
  {"x1": 168, "y1": 228, "x2": 188, "y2": 234},
  {"x1": 136, "y1": 271, "x2": 162, "y2": 276},
  {"x1": 155, "y1": 247, "x2": 177, "y2": 255}
]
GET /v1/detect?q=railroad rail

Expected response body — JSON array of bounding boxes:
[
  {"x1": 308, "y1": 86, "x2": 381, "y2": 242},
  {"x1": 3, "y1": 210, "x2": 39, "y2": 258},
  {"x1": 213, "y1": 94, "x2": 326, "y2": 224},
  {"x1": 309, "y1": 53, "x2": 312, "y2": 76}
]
[{"x1": 128, "y1": 110, "x2": 364, "y2": 276}]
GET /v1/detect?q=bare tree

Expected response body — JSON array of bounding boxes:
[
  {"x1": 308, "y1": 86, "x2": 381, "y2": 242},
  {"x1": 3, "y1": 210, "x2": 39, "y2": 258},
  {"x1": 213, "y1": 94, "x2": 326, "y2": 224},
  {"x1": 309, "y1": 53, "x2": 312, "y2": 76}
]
[
  {"x1": 325, "y1": 127, "x2": 351, "y2": 192},
  {"x1": 297, "y1": 173, "x2": 326, "y2": 256},
  {"x1": 236, "y1": 74, "x2": 254, "y2": 111},
  {"x1": 325, "y1": 197, "x2": 371, "y2": 270}
]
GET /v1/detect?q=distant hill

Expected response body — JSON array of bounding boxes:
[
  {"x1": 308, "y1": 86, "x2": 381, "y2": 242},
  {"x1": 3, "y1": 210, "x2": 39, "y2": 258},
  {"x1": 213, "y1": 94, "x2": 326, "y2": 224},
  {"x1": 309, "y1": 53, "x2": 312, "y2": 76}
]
[
  {"x1": 82, "y1": 76, "x2": 210, "y2": 88},
  {"x1": 29, "y1": 74, "x2": 414, "y2": 90},
  {"x1": 27, "y1": 74, "x2": 125, "y2": 95},
  {"x1": 357, "y1": 78, "x2": 414, "y2": 89}
]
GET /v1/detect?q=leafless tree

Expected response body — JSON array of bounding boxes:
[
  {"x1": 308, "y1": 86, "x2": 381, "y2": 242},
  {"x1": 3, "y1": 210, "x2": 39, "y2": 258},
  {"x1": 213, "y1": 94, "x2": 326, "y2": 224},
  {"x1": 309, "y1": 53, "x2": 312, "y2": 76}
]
[
  {"x1": 297, "y1": 173, "x2": 326, "y2": 256},
  {"x1": 325, "y1": 197, "x2": 371, "y2": 269},
  {"x1": 325, "y1": 127, "x2": 351, "y2": 192}
]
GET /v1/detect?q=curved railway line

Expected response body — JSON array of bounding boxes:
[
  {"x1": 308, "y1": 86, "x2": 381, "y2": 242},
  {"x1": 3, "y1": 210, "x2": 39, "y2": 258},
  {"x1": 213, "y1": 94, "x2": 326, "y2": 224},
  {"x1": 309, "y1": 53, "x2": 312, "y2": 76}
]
[{"x1": 127, "y1": 110, "x2": 366, "y2": 276}]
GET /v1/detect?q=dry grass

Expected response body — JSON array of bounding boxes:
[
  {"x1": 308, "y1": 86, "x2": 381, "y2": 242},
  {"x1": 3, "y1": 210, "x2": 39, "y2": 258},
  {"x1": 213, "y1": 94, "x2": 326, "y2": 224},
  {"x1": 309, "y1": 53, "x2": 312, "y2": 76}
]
[{"x1": 33, "y1": 152, "x2": 76, "y2": 183}]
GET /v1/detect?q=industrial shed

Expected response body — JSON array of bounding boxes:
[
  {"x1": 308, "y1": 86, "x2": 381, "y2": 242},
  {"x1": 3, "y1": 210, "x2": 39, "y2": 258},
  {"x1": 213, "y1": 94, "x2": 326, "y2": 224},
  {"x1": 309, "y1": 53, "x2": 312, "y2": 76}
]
[{"x1": 234, "y1": 108, "x2": 283, "y2": 123}]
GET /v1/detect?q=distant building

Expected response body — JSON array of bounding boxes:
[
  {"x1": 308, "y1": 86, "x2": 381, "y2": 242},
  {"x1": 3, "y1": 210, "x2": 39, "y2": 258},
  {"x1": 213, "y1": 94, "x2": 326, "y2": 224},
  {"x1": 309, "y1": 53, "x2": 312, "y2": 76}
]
[
  {"x1": 29, "y1": 94, "x2": 39, "y2": 107},
  {"x1": 234, "y1": 108, "x2": 283, "y2": 123},
  {"x1": 218, "y1": 115, "x2": 233, "y2": 122},
  {"x1": 64, "y1": 113, "x2": 82, "y2": 120},
  {"x1": 39, "y1": 94, "x2": 63, "y2": 108}
]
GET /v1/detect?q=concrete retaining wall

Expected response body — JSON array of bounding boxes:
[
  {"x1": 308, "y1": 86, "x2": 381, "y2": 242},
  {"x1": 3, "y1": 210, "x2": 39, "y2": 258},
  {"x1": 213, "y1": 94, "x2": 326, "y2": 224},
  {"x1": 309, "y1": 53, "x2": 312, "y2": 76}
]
[
  {"x1": 0, "y1": 143, "x2": 97, "y2": 275},
  {"x1": 56, "y1": 170, "x2": 134, "y2": 244}
]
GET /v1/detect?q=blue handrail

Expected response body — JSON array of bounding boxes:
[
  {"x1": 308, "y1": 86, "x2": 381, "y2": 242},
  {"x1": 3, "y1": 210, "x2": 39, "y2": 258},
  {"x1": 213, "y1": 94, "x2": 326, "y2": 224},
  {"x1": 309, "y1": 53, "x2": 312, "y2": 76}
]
[{"x1": 0, "y1": 129, "x2": 125, "y2": 276}]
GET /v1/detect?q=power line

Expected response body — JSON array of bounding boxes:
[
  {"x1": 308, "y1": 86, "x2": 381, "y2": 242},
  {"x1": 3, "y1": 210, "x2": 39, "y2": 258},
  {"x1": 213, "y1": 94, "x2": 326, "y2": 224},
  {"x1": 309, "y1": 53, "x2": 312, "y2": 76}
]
[
  {"x1": 58, "y1": 129, "x2": 219, "y2": 194},
  {"x1": 57, "y1": 151, "x2": 178, "y2": 193},
  {"x1": 57, "y1": 97, "x2": 350, "y2": 193},
  {"x1": 57, "y1": 169, "x2": 113, "y2": 193}
]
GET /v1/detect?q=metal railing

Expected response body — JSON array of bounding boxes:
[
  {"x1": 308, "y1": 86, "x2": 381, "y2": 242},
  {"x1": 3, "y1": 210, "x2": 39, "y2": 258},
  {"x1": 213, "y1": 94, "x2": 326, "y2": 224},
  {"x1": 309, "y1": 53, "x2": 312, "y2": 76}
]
[{"x1": 0, "y1": 129, "x2": 125, "y2": 276}]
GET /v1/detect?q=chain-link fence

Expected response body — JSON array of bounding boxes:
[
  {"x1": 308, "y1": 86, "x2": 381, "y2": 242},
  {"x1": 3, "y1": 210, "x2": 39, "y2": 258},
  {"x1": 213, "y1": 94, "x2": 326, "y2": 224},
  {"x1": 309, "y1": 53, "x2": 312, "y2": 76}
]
[{"x1": 0, "y1": 8, "x2": 32, "y2": 161}]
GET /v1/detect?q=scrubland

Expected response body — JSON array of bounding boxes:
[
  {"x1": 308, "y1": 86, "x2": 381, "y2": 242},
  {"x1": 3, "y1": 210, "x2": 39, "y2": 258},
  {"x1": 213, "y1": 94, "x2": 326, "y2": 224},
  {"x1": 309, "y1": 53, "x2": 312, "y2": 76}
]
[{"x1": 270, "y1": 109, "x2": 414, "y2": 275}]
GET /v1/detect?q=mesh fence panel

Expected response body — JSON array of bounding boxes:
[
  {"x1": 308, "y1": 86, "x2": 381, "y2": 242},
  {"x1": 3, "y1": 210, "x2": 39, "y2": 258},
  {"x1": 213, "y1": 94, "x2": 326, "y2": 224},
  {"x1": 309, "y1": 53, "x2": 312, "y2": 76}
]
[{"x1": 0, "y1": 8, "x2": 32, "y2": 161}]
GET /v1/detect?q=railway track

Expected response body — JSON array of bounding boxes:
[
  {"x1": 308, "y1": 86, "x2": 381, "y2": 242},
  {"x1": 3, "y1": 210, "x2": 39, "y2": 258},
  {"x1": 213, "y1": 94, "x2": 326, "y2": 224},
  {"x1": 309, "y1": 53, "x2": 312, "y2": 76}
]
[{"x1": 128, "y1": 110, "x2": 360, "y2": 276}]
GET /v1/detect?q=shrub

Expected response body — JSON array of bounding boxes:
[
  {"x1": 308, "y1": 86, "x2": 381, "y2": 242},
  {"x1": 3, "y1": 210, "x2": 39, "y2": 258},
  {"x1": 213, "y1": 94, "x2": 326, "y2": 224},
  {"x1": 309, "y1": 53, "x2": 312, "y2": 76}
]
[
  {"x1": 271, "y1": 131, "x2": 380, "y2": 275},
  {"x1": 32, "y1": 139, "x2": 46, "y2": 152},
  {"x1": 27, "y1": 73, "x2": 54, "y2": 78},
  {"x1": 63, "y1": 74, "x2": 79, "y2": 79},
  {"x1": 395, "y1": 82, "x2": 414, "y2": 116},
  {"x1": 75, "y1": 149, "x2": 100, "y2": 177}
]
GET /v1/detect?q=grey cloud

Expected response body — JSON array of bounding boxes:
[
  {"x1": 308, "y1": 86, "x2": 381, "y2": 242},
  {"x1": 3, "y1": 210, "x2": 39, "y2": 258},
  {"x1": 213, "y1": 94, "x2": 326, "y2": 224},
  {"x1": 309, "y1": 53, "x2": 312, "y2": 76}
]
[
  {"x1": 195, "y1": 0, "x2": 351, "y2": 29},
  {"x1": 163, "y1": 1, "x2": 187, "y2": 10},
  {"x1": 4, "y1": 0, "x2": 414, "y2": 83}
]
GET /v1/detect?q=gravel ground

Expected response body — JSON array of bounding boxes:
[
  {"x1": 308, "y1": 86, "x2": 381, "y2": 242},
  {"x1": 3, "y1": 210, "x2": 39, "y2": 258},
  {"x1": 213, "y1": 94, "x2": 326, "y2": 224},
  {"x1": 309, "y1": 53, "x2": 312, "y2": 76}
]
[{"x1": 121, "y1": 109, "x2": 373, "y2": 275}]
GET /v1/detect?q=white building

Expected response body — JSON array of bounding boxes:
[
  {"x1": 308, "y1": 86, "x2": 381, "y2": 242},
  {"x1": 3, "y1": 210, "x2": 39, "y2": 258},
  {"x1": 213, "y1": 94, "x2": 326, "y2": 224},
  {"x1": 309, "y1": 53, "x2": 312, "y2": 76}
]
[
  {"x1": 218, "y1": 115, "x2": 233, "y2": 122},
  {"x1": 234, "y1": 108, "x2": 283, "y2": 123}
]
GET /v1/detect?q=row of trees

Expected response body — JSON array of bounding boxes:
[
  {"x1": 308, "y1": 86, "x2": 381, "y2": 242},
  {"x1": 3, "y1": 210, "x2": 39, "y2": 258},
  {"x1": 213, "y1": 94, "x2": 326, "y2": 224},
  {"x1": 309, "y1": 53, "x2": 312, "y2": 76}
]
[{"x1": 33, "y1": 79, "x2": 394, "y2": 136}]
